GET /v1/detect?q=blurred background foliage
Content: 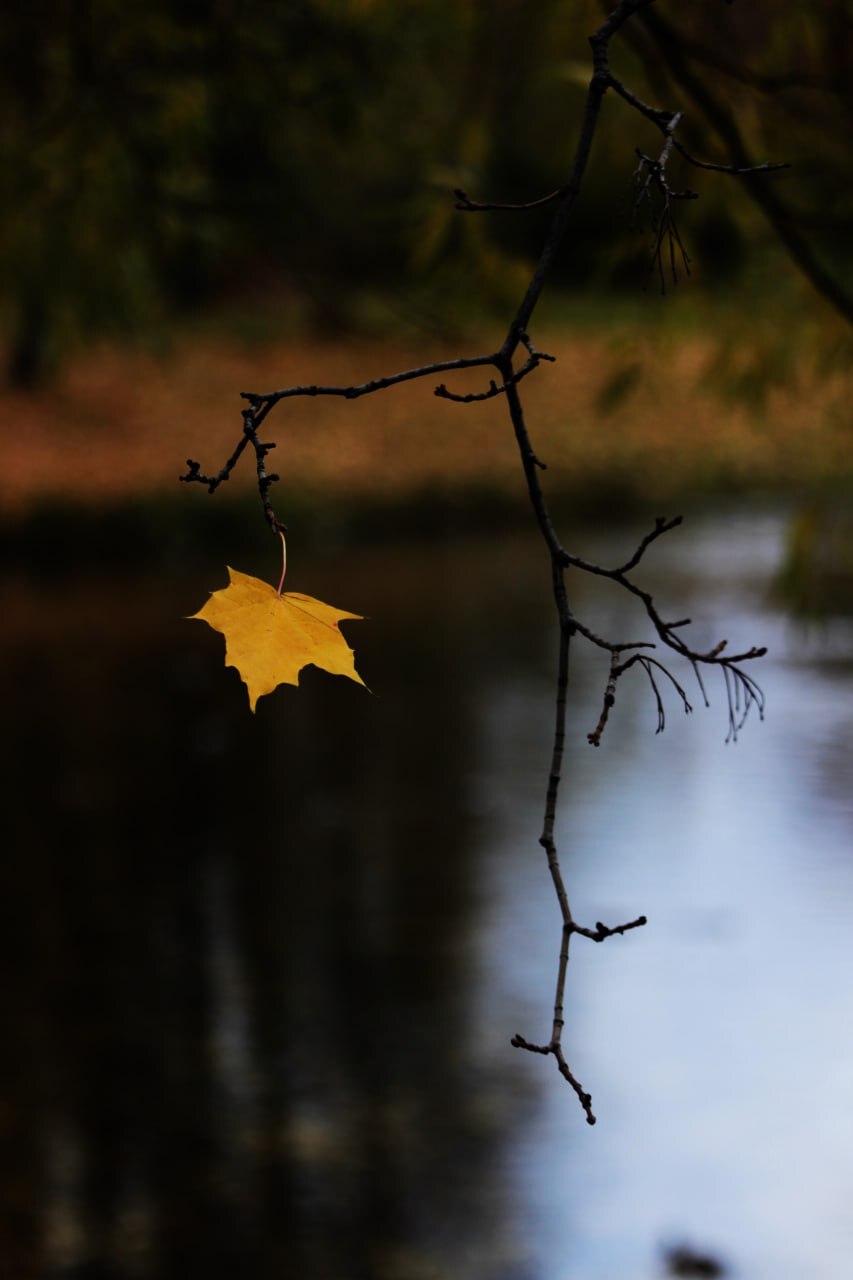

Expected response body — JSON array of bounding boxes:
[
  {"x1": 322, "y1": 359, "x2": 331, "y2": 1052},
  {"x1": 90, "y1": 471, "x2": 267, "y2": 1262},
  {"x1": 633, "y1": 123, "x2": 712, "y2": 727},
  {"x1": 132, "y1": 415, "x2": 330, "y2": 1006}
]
[{"x1": 2, "y1": 0, "x2": 852, "y2": 385}]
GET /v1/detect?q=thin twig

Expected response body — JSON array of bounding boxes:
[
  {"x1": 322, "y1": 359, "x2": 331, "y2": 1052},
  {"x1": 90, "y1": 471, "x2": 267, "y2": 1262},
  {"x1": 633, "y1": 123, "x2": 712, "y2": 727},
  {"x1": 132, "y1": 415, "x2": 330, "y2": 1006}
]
[
  {"x1": 454, "y1": 185, "x2": 566, "y2": 213},
  {"x1": 434, "y1": 347, "x2": 555, "y2": 405}
]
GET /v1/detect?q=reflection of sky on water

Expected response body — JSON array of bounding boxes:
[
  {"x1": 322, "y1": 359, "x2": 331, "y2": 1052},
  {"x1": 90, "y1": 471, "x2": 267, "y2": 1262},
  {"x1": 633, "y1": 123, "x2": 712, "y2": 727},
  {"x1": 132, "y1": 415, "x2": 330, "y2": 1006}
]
[
  {"x1": 473, "y1": 510, "x2": 853, "y2": 1280},
  {"x1": 3, "y1": 505, "x2": 853, "y2": 1279}
]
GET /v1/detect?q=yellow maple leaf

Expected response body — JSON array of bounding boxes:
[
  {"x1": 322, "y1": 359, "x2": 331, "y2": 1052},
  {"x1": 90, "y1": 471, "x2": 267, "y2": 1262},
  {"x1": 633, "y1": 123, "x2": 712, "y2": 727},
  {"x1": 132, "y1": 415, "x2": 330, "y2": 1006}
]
[{"x1": 190, "y1": 567, "x2": 366, "y2": 710}]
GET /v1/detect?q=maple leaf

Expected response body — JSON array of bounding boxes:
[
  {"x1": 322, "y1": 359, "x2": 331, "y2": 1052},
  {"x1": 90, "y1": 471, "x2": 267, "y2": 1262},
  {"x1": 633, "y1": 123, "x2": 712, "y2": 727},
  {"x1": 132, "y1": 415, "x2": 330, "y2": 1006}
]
[{"x1": 190, "y1": 567, "x2": 366, "y2": 710}]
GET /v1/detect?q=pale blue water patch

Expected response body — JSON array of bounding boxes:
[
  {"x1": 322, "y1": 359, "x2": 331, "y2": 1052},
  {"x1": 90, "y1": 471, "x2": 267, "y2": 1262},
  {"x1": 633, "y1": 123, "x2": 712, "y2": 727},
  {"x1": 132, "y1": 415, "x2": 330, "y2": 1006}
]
[{"x1": 470, "y1": 507, "x2": 853, "y2": 1280}]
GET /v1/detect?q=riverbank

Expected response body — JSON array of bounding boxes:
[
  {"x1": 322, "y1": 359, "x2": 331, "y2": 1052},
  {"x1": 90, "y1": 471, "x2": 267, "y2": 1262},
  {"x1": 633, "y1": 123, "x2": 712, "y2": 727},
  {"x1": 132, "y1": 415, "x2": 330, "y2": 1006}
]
[{"x1": 4, "y1": 307, "x2": 851, "y2": 540}]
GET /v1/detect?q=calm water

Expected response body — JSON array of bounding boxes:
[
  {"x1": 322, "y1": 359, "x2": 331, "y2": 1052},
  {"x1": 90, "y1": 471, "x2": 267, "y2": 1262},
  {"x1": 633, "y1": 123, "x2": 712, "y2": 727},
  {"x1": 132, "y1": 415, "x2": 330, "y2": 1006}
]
[{"x1": 2, "y1": 505, "x2": 852, "y2": 1280}]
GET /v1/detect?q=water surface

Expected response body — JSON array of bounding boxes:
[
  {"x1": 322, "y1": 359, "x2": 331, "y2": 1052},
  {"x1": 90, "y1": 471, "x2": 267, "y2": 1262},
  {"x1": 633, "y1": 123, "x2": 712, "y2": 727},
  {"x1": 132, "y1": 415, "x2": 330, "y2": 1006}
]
[{"x1": 2, "y1": 505, "x2": 852, "y2": 1280}]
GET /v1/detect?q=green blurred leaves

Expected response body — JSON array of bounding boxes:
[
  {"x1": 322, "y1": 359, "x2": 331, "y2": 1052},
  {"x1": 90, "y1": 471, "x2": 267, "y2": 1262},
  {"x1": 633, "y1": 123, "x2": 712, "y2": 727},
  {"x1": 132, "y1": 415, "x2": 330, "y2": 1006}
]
[{"x1": 1, "y1": 1, "x2": 851, "y2": 383}]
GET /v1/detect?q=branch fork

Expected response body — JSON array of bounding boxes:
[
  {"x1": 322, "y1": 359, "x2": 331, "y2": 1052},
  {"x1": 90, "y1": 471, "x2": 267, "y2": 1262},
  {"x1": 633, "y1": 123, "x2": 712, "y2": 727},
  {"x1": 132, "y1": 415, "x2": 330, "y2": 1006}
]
[{"x1": 512, "y1": 912, "x2": 647, "y2": 1124}]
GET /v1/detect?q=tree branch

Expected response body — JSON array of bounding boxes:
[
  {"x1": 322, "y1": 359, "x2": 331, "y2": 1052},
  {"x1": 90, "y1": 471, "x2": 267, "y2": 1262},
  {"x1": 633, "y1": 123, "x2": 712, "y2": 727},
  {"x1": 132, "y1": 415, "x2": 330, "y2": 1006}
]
[
  {"x1": 183, "y1": 0, "x2": 780, "y2": 1120},
  {"x1": 454, "y1": 185, "x2": 566, "y2": 213}
]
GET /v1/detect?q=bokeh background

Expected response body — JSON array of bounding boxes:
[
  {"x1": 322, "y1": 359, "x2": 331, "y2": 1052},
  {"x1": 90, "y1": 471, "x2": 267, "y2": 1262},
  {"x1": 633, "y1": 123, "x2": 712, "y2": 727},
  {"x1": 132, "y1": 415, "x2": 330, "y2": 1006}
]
[{"x1": 2, "y1": 3, "x2": 853, "y2": 1278}]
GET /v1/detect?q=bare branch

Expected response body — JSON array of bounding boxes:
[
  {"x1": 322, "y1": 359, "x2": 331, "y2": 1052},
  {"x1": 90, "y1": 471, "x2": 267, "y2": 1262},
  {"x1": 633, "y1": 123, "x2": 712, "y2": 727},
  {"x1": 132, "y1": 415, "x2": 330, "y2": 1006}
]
[
  {"x1": 577, "y1": 915, "x2": 648, "y2": 942},
  {"x1": 587, "y1": 653, "x2": 620, "y2": 747},
  {"x1": 670, "y1": 140, "x2": 790, "y2": 177},
  {"x1": 181, "y1": 408, "x2": 284, "y2": 533},
  {"x1": 512, "y1": 1034, "x2": 596, "y2": 1124},
  {"x1": 614, "y1": 514, "x2": 683, "y2": 573},
  {"x1": 184, "y1": 353, "x2": 501, "y2": 530},
  {"x1": 454, "y1": 185, "x2": 565, "y2": 213},
  {"x1": 606, "y1": 73, "x2": 790, "y2": 176},
  {"x1": 434, "y1": 345, "x2": 555, "y2": 405},
  {"x1": 242, "y1": 353, "x2": 500, "y2": 412},
  {"x1": 511, "y1": 910, "x2": 647, "y2": 1124}
]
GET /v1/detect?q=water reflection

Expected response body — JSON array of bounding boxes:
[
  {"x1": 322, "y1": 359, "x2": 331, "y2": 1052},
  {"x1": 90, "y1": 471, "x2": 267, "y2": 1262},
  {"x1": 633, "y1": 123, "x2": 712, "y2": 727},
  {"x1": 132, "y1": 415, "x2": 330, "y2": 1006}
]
[{"x1": 2, "y1": 508, "x2": 852, "y2": 1280}]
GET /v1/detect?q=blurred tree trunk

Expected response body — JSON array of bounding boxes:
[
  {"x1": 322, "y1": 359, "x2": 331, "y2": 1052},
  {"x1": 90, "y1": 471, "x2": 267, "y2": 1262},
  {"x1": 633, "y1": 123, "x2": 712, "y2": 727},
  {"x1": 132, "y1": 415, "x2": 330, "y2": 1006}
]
[{"x1": 7, "y1": 295, "x2": 51, "y2": 389}]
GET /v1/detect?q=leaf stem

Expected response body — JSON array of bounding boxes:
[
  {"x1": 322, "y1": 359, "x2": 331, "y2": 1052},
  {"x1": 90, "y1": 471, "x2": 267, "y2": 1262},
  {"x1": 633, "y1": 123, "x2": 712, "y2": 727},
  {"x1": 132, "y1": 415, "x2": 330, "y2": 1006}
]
[{"x1": 276, "y1": 530, "x2": 287, "y2": 597}]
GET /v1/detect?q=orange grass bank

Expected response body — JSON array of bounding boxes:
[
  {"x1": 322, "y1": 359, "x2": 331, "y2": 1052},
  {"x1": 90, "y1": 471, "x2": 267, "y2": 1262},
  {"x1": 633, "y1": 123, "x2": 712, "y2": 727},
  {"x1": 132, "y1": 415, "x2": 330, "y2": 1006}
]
[{"x1": 2, "y1": 327, "x2": 850, "y2": 519}]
